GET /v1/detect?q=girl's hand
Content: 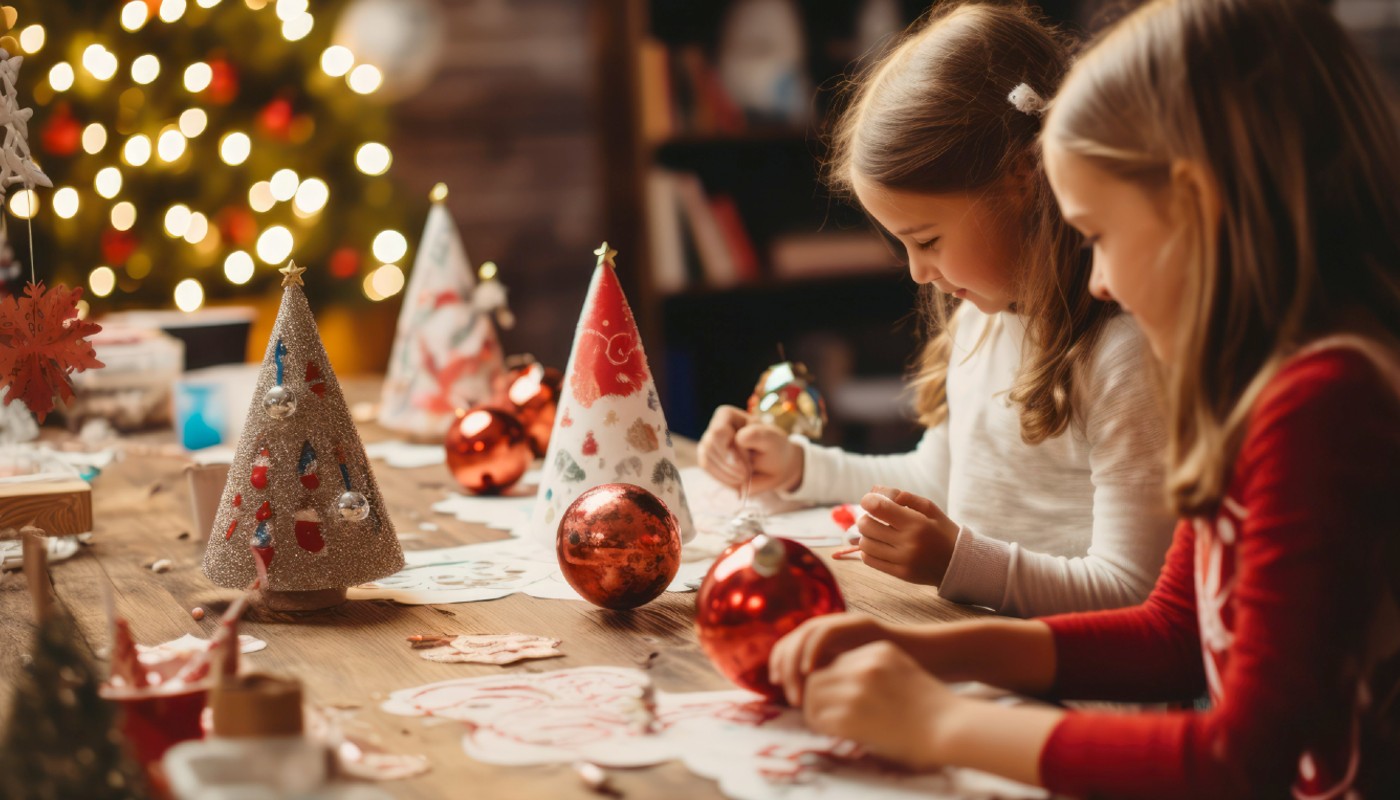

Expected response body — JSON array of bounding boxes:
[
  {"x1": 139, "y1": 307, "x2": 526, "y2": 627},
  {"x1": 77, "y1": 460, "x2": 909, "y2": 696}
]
[
  {"x1": 697, "y1": 406, "x2": 804, "y2": 494},
  {"x1": 769, "y1": 613, "x2": 892, "y2": 706},
  {"x1": 857, "y1": 486, "x2": 959, "y2": 585},
  {"x1": 802, "y1": 641, "x2": 961, "y2": 771},
  {"x1": 697, "y1": 406, "x2": 755, "y2": 488}
]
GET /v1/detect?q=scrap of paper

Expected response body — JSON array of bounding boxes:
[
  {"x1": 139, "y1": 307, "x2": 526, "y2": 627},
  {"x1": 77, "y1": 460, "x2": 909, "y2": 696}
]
[
  {"x1": 350, "y1": 536, "x2": 710, "y2": 605},
  {"x1": 414, "y1": 633, "x2": 563, "y2": 665},
  {"x1": 364, "y1": 440, "x2": 448, "y2": 469},
  {"x1": 382, "y1": 666, "x2": 1047, "y2": 800},
  {"x1": 0, "y1": 533, "x2": 89, "y2": 571},
  {"x1": 139, "y1": 633, "x2": 267, "y2": 659}
]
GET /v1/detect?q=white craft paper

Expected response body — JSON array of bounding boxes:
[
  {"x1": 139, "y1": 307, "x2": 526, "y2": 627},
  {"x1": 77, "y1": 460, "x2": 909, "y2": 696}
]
[
  {"x1": 349, "y1": 535, "x2": 709, "y2": 605},
  {"x1": 382, "y1": 666, "x2": 1046, "y2": 800},
  {"x1": 139, "y1": 634, "x2": 268, "y2": 660},
  {"x1": 0, "y1": 533, "x2": 88, "y2": 571},
  {"x1": 364, "y1": 440, "x2": 448, "y2": 469}
]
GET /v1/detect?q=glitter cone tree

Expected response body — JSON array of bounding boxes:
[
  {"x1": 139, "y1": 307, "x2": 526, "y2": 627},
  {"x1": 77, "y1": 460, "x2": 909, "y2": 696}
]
[{"x1": 203, "y1": 262, "x2": 402, "y2": 610}]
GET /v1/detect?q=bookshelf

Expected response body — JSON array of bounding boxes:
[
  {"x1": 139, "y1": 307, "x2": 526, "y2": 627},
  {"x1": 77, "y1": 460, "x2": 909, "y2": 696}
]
[{"x1": 594, "y1": 0, "x2": 931, "y2": 445}]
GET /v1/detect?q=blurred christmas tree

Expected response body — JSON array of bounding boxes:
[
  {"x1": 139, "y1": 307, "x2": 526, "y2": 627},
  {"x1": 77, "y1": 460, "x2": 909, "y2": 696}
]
[{"x1": 4, "y1": 0, "x2": 421, "y2": 310}]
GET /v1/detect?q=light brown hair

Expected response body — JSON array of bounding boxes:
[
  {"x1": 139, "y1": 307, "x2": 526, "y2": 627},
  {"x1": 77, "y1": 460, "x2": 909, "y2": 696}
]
[
  {"x1": 828, "y1": 1, "x2": 1116, "y2": 443},
  {"x1": 1044, "y1": 0, "x2": 1400, "y2": 514}
]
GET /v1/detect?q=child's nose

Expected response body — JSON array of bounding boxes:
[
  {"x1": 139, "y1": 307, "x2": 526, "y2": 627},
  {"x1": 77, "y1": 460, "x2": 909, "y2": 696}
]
[
  {"x1": 907, "y1": 252, "x2": 939, "y2": 285},
  {"x1": 1088, "y1": 259, "x2": 1114, "y2": 302}
]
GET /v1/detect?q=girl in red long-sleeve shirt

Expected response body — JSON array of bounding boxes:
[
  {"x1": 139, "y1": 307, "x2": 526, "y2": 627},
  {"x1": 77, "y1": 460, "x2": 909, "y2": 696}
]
[{"x1": 768, "y1": 0, "x2": 1400, "y2": 796}]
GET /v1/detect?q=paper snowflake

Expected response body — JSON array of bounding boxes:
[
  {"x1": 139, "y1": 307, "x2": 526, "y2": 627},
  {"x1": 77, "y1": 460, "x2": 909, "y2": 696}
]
[{"x1": 0, "y1": 51, "x2": 51, "y2": 203}]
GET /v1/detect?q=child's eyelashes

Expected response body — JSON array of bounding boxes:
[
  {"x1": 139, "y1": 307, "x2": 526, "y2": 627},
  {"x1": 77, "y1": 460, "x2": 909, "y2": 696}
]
[{"x1": 915, "y1": 237, "x2": 941, "y2": 251}]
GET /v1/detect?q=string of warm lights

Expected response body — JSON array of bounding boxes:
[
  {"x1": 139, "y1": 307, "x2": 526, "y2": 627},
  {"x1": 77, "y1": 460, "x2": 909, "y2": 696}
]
[{"x1": 11, "y1": 0, "x2": 412, "y2": 312}]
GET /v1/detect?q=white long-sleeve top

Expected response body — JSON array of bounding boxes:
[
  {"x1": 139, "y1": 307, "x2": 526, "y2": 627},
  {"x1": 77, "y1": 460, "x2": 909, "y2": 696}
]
[{"x1": 783, "y1": 306, "x2": 1175, "y2": 617}]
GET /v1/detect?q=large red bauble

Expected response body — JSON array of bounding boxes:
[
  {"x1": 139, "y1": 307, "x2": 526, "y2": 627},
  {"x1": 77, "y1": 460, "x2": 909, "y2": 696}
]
[
  {"x1": 695, "y1": 535, "x2": 846, "y2": 701},
  {"x1": 502, "y1": 362, "x2": 562, "y2": 456},
  {"x1": 556, "y1": 483, "x2": 681, "y2": 610},
  {"x1": 444, "y1": 406, "x2": 533, "y2": 494}
]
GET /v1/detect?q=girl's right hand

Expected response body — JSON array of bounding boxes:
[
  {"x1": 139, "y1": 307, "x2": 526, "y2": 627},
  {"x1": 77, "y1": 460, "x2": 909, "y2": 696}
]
[
  {"x1": 768, "y1": 613, "x2": 892, "y2": 706},
  {"x1": 697, "y1": 405, "x2": 804, "y2": 494}
]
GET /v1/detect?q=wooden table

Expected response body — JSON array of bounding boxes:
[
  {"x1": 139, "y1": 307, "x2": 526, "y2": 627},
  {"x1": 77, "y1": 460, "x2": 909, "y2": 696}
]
[{"x1": 0, "y1": 383, "x2": 984, "y2": 799}]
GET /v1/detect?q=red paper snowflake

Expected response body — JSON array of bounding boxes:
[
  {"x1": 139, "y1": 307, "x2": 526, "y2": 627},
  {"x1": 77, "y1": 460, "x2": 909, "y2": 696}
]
[{"x1": 0, "y1": 282, "x2": 104, "y2": 422}]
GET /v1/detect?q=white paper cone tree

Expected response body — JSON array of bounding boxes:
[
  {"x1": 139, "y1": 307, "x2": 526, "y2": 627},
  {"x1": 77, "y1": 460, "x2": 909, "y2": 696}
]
[
  {"x1": 379, "y1": 185, "x2": 504, "y2": 439},
  {"x1": 527, "y1": 244, "x2": 695, "y2": 545},
  {"x1": 204, "y1": 262, "x2": 404, "y2": 591}
]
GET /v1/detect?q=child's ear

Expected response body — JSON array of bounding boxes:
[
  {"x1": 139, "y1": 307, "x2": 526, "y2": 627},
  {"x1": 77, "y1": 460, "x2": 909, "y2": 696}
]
[{"x1": 1169, "y1": 158, "x2": 1222, "y2": 233}]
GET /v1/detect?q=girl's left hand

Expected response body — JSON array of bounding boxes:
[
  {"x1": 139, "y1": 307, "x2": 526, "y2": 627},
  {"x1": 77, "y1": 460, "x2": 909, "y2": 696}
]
[
  {"x1": 857, "y1": 486, "x2": 960, "y2": 585},
  {"x1": 801, "y1": 641, "x2": 959, "y2": 770}
]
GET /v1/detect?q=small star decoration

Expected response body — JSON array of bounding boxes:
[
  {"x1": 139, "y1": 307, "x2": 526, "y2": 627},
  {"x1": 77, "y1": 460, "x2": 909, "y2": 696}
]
[
  {"x1": 279, "y1": 261, "x2": 306, "y2": 287},
  {"x1": 594, "y1": 242, "x2": 617, "y2": 268}
]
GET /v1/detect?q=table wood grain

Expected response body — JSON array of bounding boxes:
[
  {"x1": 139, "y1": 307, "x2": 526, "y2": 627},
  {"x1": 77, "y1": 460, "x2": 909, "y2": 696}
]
[{"x1": 0, "y1": 381, "x2": 984, "y2": 799}]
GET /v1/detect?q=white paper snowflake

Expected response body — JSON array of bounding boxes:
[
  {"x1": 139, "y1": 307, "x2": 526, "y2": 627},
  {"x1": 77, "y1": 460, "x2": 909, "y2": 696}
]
[{"x1": 0, "y1": 51, "x2": 51, "y2": 204}]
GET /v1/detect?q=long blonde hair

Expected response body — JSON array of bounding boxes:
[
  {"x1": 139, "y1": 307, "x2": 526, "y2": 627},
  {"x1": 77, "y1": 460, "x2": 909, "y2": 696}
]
[
  {"x1": 1045, "y1": 0, "x2": 1400, "y2": 514},
  {"x1": 828, "y1": 1, "x2": 1115, "y2": 443}
]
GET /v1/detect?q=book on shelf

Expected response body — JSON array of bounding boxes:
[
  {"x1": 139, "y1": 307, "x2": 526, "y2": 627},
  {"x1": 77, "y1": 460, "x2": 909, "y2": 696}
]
[
  {"x1": 641, "y1": 39, "x2": 746, "y2": 143},
  {"x1": 674, "y1": 172, "x2": 739, "y2": 289},
  {"x1": 647, "y1": 170, "x2": 763, "y2": 293},
  {"x1": 646, "y1": 170, "x2": 688, "y2": 295},
  {"x1": 768, "y1": 231, "x2": 897, "y2": 279}
]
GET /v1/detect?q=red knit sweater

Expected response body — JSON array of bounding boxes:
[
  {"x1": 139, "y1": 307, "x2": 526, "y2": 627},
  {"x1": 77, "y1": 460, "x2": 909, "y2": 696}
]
[{"x1": 1038, "y1": 347, "x2": 1400, "y2": 799}]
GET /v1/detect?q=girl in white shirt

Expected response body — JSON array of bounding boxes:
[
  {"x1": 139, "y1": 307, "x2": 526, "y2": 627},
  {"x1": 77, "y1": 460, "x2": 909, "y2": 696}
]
[{"x1": 698, "y1": 1, "x2": 1173, "y2": 616}]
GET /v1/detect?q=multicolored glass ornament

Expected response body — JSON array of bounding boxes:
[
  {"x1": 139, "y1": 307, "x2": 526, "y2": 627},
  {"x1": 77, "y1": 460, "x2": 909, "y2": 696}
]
[
  {"x1": 747, "y1": 361, "x2": 826, "y2": 439},
  {"x1": 695, "y1": 534, "x2": 846, "y2": 701},
  {"x1": 555, "y1": 482, "x2": 681, "y2": 610}
]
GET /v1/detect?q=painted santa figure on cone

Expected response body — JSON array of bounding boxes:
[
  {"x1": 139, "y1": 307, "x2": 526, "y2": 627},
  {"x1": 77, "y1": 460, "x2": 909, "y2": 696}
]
[
  {"x1": 379, "y1": 183, "x2": 507, "y2": 440},
  {"x1": 204, "y1": 262, "x2": 404, "y2": 611},
  {"x1": 526, "y1": 243, "x2": 695, "y2": 545}
]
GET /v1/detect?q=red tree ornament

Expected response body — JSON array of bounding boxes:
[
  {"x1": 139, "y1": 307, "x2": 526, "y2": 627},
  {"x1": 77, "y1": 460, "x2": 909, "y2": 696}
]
[
  {"x1": 695, "y1": 535, "x2": 846, "y2": 702},
  {"x1": 258, "y1": 97, "x2": 294, "y2": 140},
  {"x1": 0, "y1": 282, "x2": 104, "y2": 422},
  {"x1": 556, "y1": 483, "x2": 681, "y2": 610},
  {"x1": 206, "y1": 57, "x2": 239, "y2": 105},
  {"x1": 444, "y1": 406, "x2": 533, "y2": 495},
  {"x1": 501, "y1": 361, "x2": 561, "y2": 456},
  {"x1": 40, "y1": 104, "x2": 81, "y2": 157},
  {"x1": 100, "y1": 229, "x2": 139, "y2": 266}
]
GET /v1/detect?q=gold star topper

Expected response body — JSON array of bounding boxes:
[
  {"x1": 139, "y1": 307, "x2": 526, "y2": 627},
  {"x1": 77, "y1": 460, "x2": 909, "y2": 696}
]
[
  {"x1": 594, "y1": 242, "x2": 617, "y2": 268},
  {"x1": 279, "y1": 260, "x2": 306, "y2": 287}
]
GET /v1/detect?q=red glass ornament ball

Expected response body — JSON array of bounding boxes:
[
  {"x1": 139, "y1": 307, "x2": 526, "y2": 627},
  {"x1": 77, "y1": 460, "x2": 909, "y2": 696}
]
[
  {"x1": 556, "y1": 483, "x2": 681, "y2": 610},
  {"x1": 504, "y1": 362, "x2": 563, "y2": 457},
  {"x1": 444, "y1": 406, "x2": 533, "y2": 495},
  {"x1": 695, "y1": 535, "x2": 846, "y2": 702}
]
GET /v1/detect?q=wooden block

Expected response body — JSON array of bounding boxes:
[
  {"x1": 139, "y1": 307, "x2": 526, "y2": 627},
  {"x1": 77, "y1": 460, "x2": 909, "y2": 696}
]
[{"x1": 0, "y1": 478, "x2": 94, "y2": 537}]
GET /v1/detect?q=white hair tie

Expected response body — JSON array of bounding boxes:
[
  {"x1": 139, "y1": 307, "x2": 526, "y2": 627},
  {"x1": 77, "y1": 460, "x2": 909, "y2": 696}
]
[{"x1": 1008, "y1": 83, "x2": 1047, "y2": 117}]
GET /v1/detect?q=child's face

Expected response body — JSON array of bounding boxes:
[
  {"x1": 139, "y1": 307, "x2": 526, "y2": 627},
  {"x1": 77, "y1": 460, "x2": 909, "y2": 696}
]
[
  {"x1": 1044, "y1": 147, "x2": 1185, "y2": 361},
  {"x1": 852, "y1": 176, "x2": 1021, "y2": 314}
]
